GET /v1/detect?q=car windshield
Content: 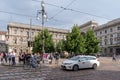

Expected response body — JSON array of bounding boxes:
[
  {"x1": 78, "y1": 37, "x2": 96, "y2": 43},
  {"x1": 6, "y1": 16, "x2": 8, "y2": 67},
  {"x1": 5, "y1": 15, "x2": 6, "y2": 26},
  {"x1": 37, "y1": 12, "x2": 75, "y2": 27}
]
[{"x1": 69, "y1": 56, "x2": 80, "y2": 61}]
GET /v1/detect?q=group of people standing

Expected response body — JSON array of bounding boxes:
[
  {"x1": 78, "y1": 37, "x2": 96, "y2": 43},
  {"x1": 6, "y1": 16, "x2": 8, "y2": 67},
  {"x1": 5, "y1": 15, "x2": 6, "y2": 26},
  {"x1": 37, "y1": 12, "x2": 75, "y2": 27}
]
[
  {"x1": 0, "y1": 51, "x2": 60, "y2": 68},
  {"x1": 43, "y1": 52, "x2": 60, "y2": 64},
  {"x1": 19, "y1": 52, "x2": 41, "y2": 68},
  {"x1": 0, "y1": 51, "x2": 16, "y2": 65}
]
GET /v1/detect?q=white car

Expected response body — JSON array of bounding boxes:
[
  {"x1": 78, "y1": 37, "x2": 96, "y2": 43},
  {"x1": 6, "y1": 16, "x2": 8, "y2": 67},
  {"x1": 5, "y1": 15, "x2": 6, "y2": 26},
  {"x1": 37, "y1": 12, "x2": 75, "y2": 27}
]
[{"x1": 61, "y1": 55, "x2": 100, "y2": 71}]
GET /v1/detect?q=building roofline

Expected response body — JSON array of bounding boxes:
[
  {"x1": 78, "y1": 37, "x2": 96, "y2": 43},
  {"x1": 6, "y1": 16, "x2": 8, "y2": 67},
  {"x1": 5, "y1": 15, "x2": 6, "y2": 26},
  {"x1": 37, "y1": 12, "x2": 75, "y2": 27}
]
[
  {"x1": 95, "y1": 18, "x2": 120, "y2": 31},
  {"x1": 7, "y1": 22, "x2": 69, "y2": 33},
  {"x1": 79, "y1": 20, "x2": 98, "y2": 28}
]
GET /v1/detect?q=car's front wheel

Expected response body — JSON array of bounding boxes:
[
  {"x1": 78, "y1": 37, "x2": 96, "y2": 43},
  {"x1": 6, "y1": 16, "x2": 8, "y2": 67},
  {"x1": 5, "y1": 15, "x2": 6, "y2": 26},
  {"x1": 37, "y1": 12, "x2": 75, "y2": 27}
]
[{"x1": 73, "y1": 65, "x2": 79, "y2": 71}]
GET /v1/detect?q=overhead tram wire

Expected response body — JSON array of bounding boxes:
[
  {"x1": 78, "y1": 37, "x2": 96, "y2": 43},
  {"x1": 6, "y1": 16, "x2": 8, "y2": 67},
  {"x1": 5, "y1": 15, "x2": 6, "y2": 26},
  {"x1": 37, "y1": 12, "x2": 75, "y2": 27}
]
[
  {"x1": 0, "y1": 10, "x2": 35, "y2": 18},
  {"x1": 62, "y1": 8, "x2": 110, "y2": 20},
  {"x1": 48, "y1": 0, "x2": 77, "y2": 20},
  {"x1": 32, "y1": 0, "x2": 110, "y2": 20},
  {"x1": 45, "y1": 2, "x2": 110, "y2": 20},
  {"x1": 32, "y1": 0, "x2": 77, "y2": 20}
]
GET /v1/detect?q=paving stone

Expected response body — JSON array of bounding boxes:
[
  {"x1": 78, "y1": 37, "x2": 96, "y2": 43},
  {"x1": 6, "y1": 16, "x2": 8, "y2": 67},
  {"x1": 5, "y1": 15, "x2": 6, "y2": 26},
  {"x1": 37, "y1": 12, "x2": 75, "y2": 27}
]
[{"x1": 0, "y1": 63, "x2": 52, "y2": 80}]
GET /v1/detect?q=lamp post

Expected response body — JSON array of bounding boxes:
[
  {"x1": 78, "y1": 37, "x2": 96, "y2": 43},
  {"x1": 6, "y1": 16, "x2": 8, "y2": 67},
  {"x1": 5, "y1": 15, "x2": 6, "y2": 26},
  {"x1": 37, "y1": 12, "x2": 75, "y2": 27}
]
[
  {"x1": 29, "y1": 18, "x2": 32, "y2": 54},
  {"x1": 36, "y1": 0, "x2": 47, "y2": 63}
]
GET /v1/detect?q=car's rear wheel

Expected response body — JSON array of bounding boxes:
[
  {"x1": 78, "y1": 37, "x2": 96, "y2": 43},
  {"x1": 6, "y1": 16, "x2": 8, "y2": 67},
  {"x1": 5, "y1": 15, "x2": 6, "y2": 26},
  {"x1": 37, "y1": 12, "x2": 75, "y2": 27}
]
[
  {"x1": 92, "y1": 64, "x2": 97, "y2": 69},
  {"x1": 73, "y1": 65, "x2": 79, "y2": 71}
]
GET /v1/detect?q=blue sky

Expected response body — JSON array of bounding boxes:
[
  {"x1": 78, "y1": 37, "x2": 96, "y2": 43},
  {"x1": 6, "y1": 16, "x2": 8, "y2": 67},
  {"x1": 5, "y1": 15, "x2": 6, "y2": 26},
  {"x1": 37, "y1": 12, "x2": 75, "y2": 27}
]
[{"x1": 0, "y1": 0, "x2": 120, "y2": 31}]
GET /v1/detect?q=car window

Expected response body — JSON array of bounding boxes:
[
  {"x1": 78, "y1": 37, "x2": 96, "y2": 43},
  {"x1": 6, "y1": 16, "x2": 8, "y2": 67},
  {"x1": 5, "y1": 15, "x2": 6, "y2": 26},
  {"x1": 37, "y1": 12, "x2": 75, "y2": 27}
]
[
  {"x1": 69, "y1": 56, "x2": 80, "y2": 61},
  {"x1": 79, "y1": 57, "x2": 87, "y2": 61},
  {"x1": 86, "y1": 57, "x2": 96, "y2": 60}
]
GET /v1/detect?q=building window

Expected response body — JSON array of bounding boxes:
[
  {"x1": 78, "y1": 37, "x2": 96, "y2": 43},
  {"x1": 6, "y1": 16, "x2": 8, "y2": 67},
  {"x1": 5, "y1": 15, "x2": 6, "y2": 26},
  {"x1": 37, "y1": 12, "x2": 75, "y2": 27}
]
[
  {"x1": 92, "y1": 26, "x2": 95, "y2": 30},
  {"x1": 21, "y1": 31, "x2": 23, "y2": 35},
  {"x1": 32, "y1": 32, "x2": 34, "y2": 36},
  {"x1": 13, "y1": 37, "x2": 17, "y2": 44},
  {"x1": 104, "y1": 48, "x2": 107, "y2": 53},
  {"x1": 56, "y1": 34, "x2": 57, "y2": 37},
  {"x1": 14, "y1": 30, "x2": 17, "y2": 34},
  {"x1": 105, "y1": 36, "x2": 107, "y2": 38},
  {"x1": 110, "y1": 48, "x2": 113, "y2": 53},
  {"x1": 100, "y1": 39, "x2": 102, "y2": 46},
  {"x1": 27, "y1": 31, "x2": 29, "y2": 37},
  {"x1": 100, "y1": 31, "x2": 102, "y2": 35},
  {"x1": 110, "y1": 38, "x2": 113, "y2": 45},
  {"x1": 99, "y1": 37, "x2": 102, "y2": 46},
  {"x1": 104, "y1": 39, "x2": 107, "y2": 45},
  {"x1": 110, "y1": 34, "x2": 113, "y2": 37},
  {"x1": 117, "y1": 26, "x2": 120, "y2": 30},
  {"x1": 110, "y1": 28, "x2": 113, "y2": 32},
  {"x1": 105, "y1": 30, "x2": 107, "y2": 34},
  {"x1": 117, "y1": 33, "x2": 120, "y2": 37},
  {"x1": 20, "y1": 37, "x2": 23, "y2": 42}
]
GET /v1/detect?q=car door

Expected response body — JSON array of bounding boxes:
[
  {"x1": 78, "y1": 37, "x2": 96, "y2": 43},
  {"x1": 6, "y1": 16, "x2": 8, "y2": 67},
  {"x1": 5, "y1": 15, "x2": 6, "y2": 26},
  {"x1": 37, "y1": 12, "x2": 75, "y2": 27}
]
[
  {"x1": 86, "y1": 57, "x2": 97, "y2": 68},
  {"x1": 78, "y1": 57, "x2": 87, "y2": 69},
  {"x1": 83, "y1": 57, "x2": 92, "y2": 68}
]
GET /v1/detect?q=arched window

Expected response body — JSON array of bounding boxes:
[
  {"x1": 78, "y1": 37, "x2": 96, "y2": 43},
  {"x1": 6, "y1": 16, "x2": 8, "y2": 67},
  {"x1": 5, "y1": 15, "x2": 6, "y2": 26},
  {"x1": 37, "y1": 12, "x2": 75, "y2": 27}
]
[
  {"x1": 19, "y1": 37, "x2": 23, "y2": 43},
  {"x1": 13, "y1": 37, "x2": 17, "y2": 44}
]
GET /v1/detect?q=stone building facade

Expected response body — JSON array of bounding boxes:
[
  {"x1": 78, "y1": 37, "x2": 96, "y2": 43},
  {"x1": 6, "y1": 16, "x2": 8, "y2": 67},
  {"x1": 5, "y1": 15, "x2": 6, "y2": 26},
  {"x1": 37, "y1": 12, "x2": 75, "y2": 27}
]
[
  {"x1": 95, "y1": 18, "x2": 120, "y2": 56},
  {"x1": 0, "y1": 31, "x2": 8, "y2": 53},
  {"x1": 79, "y1": 20, "x2": 98, "y2": 33},
  {"x1": 79, "y1": 18, "x2": 120, "y2": 56},
  {"x1": 7, "y1": 22, "x2": 69, "y2": 54}
]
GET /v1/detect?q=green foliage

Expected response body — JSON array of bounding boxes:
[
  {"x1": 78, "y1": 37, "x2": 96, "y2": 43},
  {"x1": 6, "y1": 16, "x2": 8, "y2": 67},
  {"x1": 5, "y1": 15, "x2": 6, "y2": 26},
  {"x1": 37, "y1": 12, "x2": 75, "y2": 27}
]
[
  {"x1": 85, "y1": 29, "x2": 100, "y2": 55},
  {"x1": 44, "y1": 29, "x2": 55, "y2": 53},
  {"x1": 65, "y1": 24, "x2": 86, "y2": 55},
  {"x1": 33, "y1": 32, "x2": 42, "y2": 53},
  {"x1": 56, "y1": 40, "x2": 63, "y2": 53},
  {"x1": 32, "y1": 25, "x2": 100, "y2": 55},
  {"x1": 32, "y1": 29, "x2": 55, "y2": 53}
]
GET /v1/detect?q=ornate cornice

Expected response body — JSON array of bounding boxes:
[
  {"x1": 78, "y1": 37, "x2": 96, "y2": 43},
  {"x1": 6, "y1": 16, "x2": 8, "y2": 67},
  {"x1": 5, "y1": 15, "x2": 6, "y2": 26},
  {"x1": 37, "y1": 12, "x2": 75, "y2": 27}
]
[{"x1": 8, "y1": 22, "x2": 69, "y2": 34}]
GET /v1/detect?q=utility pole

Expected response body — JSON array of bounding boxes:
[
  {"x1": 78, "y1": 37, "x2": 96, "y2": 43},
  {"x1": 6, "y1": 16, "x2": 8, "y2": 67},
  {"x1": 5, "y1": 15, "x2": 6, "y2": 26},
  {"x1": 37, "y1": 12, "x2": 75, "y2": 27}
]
[
  {"x1": 29, "y1": 18, "x2": 32, "y2": 54},
  {"x1": 36, "y1": 0, "x2": 47, "y2": 63}
]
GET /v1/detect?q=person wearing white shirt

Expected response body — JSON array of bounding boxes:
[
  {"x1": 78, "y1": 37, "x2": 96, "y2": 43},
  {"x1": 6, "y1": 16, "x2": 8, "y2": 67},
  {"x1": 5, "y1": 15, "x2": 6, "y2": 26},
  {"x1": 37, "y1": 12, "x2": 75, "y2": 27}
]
[{"x1": 11, "y1": 51, "x2": 16, "y2": 65}]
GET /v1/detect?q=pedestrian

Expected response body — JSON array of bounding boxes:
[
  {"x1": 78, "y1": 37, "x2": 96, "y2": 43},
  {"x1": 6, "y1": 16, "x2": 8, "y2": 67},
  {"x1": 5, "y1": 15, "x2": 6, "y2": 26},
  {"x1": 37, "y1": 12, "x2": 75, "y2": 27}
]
[
  {"x1": 48, "y1": 53, "x2": 53, "y2": 64},
  {"x1": 18, "y1": 52, "x2": 24, "y2": 64},
  {"x1": 7, "y1": 52, "x2": 12, "y2": 65},
  {"x1": 31, "y1": 53, "x2": 37, "y2": 68},
  {"x1": 11, "y1": 51, "x2": 16, "y2": 65},
  {"x1": 0, "y1": 52, "x2": 4, "y2": 64},
  {"x1": 54, "y1": 52, "x2": 60, "y2": 64},
  {"x1": 3, "y1": 52, "x2": 7, "y2": 63},
  {"x1": 112, "y1": 53, "x2": 116, "y2": 61}
]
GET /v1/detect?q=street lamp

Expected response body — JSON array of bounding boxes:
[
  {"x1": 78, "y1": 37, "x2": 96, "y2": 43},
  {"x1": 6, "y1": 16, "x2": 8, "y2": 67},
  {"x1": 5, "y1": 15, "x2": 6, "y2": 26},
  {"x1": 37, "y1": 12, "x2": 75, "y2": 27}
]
[
  {"x1": 29, "y1": 18, "x2": 32, "y2": 54},
  {"x1": 36, "y1": 0, "x2": 47, "y2": 63}
]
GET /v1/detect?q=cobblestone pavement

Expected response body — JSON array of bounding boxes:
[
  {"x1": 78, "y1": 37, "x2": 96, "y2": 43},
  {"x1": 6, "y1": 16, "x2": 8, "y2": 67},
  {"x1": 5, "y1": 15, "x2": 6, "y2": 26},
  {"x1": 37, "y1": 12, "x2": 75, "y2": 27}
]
[
  {"x1": 0, "y1": 64, "x2": 52, "y2": 80},
  {"x1": 0, "y1": 57, "x2": 120, "y2": 80}
]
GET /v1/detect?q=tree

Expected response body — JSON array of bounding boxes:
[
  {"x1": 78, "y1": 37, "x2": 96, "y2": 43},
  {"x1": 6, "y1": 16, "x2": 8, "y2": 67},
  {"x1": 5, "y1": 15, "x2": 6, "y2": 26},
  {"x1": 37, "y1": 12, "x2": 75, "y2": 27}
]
[
  {"x1": 56, "y1": 40, "x2": 63, "y2": 53},
  {"x1": 44, "y1": 29, "x2": 55, "y2": 53},
  {"x1": 32, "y1": 28, "x2": 55, "y2": 53},
  {"x1": 65, "y1": 24, "x2": 86, "y2": 55},
  {"x1": 32, "y1": 32, "x2": 42, "y2": 53},
  {"x1": 85, "y1": 29, "x2": 100, "y2": 55}
]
